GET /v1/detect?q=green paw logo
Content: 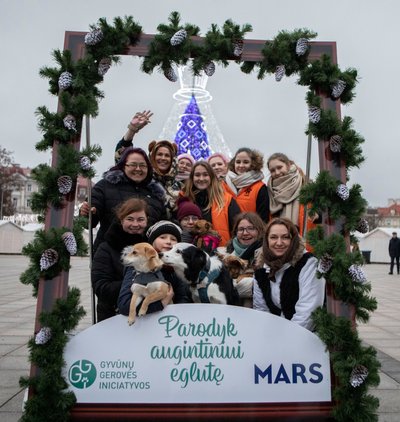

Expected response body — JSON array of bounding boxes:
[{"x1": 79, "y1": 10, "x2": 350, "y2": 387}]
[{"x1": 68, "y1": 359, "x2": 97, "y2": 389}]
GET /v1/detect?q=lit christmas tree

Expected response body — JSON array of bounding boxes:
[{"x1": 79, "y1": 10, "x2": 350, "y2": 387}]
[
  {"x1": 159, "y1": 61, "x2": 232, "y2": 160},
  {"x1": 175, "y1": 94, "x2": 211, "y2": 160}
]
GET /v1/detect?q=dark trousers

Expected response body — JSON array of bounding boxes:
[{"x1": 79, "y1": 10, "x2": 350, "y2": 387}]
[{"x1": 389, "y1": 256, "x2": 400, "y2": 274}]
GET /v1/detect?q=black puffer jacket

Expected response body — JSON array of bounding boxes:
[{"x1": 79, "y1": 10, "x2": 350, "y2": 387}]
[
  {"x1": 91, "y1": 169, "x2": 167, "y2": 251},
  {"x1": 91, "y1": 221, "x2": 146, "y2": 322}
]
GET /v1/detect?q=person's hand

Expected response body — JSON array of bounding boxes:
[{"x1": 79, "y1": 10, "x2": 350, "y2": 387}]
[
  {"x1": 128, "y1": 110, "x2": 153, "y2": 132},
  {"x1": 79, "y1": 201, "x2": 96, "y2": 216},
  {"x1": 161, "y1": 284, "x2": 174, "y2": 308}
]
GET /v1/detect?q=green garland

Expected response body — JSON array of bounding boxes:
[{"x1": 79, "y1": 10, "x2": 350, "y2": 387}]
[
  {"x1": 20, "y1": 11, "x2": 379, "y2": 421},
  {"x1": 19, "y1": 287, "x2": 86, "y2": 422}
]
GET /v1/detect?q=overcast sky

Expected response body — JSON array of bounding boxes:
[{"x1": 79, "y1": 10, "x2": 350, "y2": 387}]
[{"x1": 1, "y1": 0, "x2": 399, "y2": 207}]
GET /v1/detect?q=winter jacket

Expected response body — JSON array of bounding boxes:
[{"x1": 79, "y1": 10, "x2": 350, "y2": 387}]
[
  {"x1": 91, "y1": 222, "x2": 146, "y2": 322},
  {"x1": 388, "y1": 236, "x2": 400, "y2": 258},
  {"x1": 253, "y1": 252, "x2": 325, "y2": 331},
  {"x1": 91, "y1": 169, "x2": 167, "y2": 251},
  {"x1": 118, "y1": 265, "x2": 192, "y2": 316}
]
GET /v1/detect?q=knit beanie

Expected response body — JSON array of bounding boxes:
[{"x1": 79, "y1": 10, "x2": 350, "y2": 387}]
[
  {"x1": 177, "y1": 153, "x2": 195, "y2": 166},
  {"x1": 176, "y1": 198, "x2": 202, "y2": 221},
  {"x1": 146, "y1": 220, "x2": 182, "y2": 244},
  {"x1": 207, "y1": 152, "x2": 229, "y2": 164}
]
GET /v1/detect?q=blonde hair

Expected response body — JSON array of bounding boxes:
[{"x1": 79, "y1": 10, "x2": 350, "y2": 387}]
[{"x1": 182, "y1": 161, "x2": 226, "y2": 211}]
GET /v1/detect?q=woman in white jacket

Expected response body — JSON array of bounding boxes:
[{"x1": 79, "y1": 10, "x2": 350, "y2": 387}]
[{"x1": 253, "y1": 217, "x2": 325, "y2": 331}]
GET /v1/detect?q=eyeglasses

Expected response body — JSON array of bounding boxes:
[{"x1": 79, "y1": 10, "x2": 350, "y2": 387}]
[
  {"x1": 237, "y1": 226, "x2": 257, "y2": 233},
  {"x1": 125, "y1": 162, "x2": 147, "y2": 169},
  {"x1": 181, "y1": 216, "x2": 200, "y2": 223}
]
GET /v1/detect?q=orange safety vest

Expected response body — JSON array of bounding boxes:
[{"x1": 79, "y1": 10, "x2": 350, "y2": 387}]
[
  {"x1": 211, "y1": 191, "x2": 234, "y2": 247},
  {"x1": 222, "y1": 180, "x2": 265, "y2": 213}
]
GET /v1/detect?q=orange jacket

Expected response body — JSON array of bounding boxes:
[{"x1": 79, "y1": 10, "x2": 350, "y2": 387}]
[{"x1": 211, "y1": 191, "x2": 235, "y2": 246}]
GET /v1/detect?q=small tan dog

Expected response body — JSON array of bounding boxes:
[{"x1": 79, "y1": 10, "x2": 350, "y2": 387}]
[{"x1": 121, "y1": 242, "x2": 170, "y2": 325}]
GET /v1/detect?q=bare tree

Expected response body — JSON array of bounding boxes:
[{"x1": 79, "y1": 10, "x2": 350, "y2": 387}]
[{"x1": 0, "y1": 146, "x2": 22, "y2": 218}]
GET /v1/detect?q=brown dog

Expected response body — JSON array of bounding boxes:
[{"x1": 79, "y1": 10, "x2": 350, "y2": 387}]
[
  {"x1": 191, "y1": 219, "x2": 221, "y2": 251},
  {"x1": 216, "y1": 253, "x2": 254, "y2": 281},
  {"x1": 121, "y1": 242, "x2": 170, "y2": 325}
]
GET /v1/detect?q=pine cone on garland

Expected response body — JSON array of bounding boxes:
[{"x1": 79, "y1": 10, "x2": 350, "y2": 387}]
[
  {"x1": 350, "y1": 365, "x2": 368, "y2": 387},
  {"x1": 63, "y1": 114, "x2": 77, "y2": 132},
  {"x1": 348, "y1": 264, "x2": 367, "y2": 284},
  {"x1": 40, "y1": 249, "x2": 59, "y2": 271},
  {"x1": 232, "y1": 39, "x2": 244, "y2": 57},
  {"x1": 204, "y1": 61, "x2": 216, "y2": 77},
  {"x1": 308, "y1": 106, "x2": 321, "y2": 124},
  {"x1": 58, "y1": 71, "x2": 73, "y2": 91},
  {"x1": 170, "y1": 29, "x2": 187, "y2": 46},
  {"x1": 336, "y1": 183, "x2": 350, "y2": 200},
  {"x1": 85, "y1": 28, "x2": 104, "y2": 45},
  {"x1": 275, "y1": 65, "x2": 285, "y2": 82},
  {"x1": 62, "y1": 232, "x2": 77, "y2": 255},
  {"x1": 35, "y1": 327, "x2": 52, "y2": 345},
  {"x1": 163, "y1": 67, "x2": 178, "y2": 82},
  {"x1": 329, "y1": 135, "x2": 342, "y2": 153},
  {"x1": 295, "y1": 38, "x2": 309, "y2": 56},
  {"x1": 57, "y1": 175, "x2": 73, "y2": 195},
  {"x1": 331, "y1": 79, "x2": 347, "y2": 99},
  {"x1": 98, "y1": 58, "x2": 112, "y2": 76},
  {"x1": 356, "y1": 218, "x2": 369, "y2": 234},
  {"x1": 317, "y1": 254, "x2": 333, "y2": 274},
  {"x1": 80, "y1": 156, "x2": 91, "y2": 170}
]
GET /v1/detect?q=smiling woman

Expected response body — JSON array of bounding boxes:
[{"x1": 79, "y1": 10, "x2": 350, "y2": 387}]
[
  {"x1": 21, "y1": 13, "x2": 380, "y2": 422},
  {"x1": 82, "y1": 146, "x2": 167, "y2": 252},
  {"x1": 253, "y1": 217, "x2": 325, "y2": 332}
]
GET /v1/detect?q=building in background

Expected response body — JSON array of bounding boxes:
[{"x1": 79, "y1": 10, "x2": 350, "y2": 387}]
[{"x1": 376, "y1": 199, "x2": 400, "y2": 228}]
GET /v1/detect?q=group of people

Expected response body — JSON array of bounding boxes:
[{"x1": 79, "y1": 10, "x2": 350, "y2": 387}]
[{"x1": 81, "y1": 111, "x2": 325, "y2": 331}]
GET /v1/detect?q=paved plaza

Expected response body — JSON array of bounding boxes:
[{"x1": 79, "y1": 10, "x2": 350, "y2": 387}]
[{"x1": 0, "y1": 255, "x2": 399, "y2": 421}]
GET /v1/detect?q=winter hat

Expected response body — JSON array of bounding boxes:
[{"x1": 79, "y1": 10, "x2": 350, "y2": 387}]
[
  {"x1": 148, "y1": 140, "x2": 178, "y2": 174},
  {"x1": 176, "y1": 198, "x2": 202, "y2": 221},
  {"x1": 146, "y1": 220, "x2": 182, "y2": 244},
  {"x1": 177, "y1": 153, "x2": 195, "y2": 166},
  {"x1": 207, "y1": 152, "x2": 229, "y2": 164}
]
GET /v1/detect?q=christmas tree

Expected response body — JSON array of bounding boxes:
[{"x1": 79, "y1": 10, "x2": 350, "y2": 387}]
[{"x1": 174, "y1": 94, "x2": 211, "y2": 160}]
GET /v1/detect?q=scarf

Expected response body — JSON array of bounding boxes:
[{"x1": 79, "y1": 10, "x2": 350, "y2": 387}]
[
  {"x1": 267, "y1": 164, "x2": 303, "y2": 225},
  {"x1": 225, "y1": 170, "x2": 264, "y2": 195},
  {"x1": 232, "y1": 237, "x2": 249, "y2": 257},
  {"x1": 260, "y1": 235, "x2": 304, "y2": 278}
]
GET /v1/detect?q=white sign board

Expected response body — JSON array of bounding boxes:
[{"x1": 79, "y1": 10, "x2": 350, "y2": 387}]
[{"x1": 63, "y1": 304, "x2": 331, "y2": 403}]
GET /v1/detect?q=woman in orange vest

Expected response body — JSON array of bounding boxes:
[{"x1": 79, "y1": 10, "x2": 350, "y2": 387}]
[
  {"x1": 266, "y1": 152, "x2": 317, "y2": 237},
  {"x1": 224, "y1": 148, "x2": 270, "y2": 222},
  {"x1": 180, "y1": 161, "x2": 240, "y2": 246}
]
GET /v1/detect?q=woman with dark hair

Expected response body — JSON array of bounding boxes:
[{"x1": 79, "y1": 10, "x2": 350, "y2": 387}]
[
  {"x1": 253, "y1": 217, "x2": 325, "y2": 331},
  {"x1": 91, "y1": 198, "x2": 148, "y2": 322},
  {"x1": 80, "y1": 146, "x2": 167, "y2": 251},
  {"x1": 224, "y1": 147, "x2": 270, "y2": 222},
  {"x1": 219, "y1": 212, "x2": 265, "y2": 307},
  {"x1": 180, "y1": 161, "x2": 240, "y2": 246}
]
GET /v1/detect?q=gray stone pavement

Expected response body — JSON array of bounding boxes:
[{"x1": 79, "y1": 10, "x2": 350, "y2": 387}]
[{"x1": 0, "y1": 255, "x2": 399, "y2": 421}]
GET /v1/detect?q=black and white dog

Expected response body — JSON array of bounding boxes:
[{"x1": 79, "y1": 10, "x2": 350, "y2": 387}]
[{"x1": 160, "y1": 243, "x2": 239, "y2": 305}]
